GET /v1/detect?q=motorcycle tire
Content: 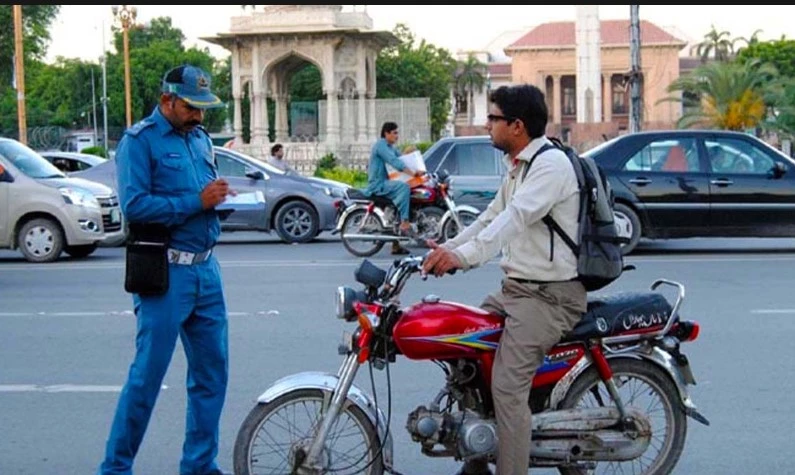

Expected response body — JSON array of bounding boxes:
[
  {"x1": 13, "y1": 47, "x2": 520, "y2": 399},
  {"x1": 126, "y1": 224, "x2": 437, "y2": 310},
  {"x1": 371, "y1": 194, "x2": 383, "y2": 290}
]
[
  {"x1": 557, "y1": 358, "x2": 687, "y2": 475},
  {"x1": 440, "y1": 210, "x2": 479, "y2": 243},
  {"x1": 341, "y1": 208, "x2": 386, "y2": 257},
  {"x1": 233, "y1": 388, "x2": 385, "y2": 475}
]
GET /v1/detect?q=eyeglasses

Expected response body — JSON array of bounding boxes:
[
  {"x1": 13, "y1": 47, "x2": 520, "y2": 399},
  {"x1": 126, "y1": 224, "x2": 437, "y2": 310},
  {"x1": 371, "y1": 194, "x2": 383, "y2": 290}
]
[{"x1": 486, "y1": 114, "x2": 516, "y2": 123}]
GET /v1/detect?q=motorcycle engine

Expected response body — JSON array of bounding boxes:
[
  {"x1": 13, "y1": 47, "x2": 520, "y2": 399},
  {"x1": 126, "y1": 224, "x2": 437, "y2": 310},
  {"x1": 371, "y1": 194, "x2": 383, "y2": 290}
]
[{"x1": 406, "y1": 406, "x2": 497, "y2": 458}]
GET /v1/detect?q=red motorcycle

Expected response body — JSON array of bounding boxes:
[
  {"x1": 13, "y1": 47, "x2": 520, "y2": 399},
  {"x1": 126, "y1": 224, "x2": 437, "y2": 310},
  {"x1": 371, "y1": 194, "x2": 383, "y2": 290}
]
[
  {"x1": 335, "y1": 171, "x2": 481, "y2": 257},
  {"x1": 233, "y1": 256, "x2": 709, "y2": 475}
]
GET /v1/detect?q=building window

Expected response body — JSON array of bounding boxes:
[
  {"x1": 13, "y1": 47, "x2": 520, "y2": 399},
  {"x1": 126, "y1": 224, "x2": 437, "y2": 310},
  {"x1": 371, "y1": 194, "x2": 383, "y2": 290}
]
[
  {"x1": 612, "y1": 75, "x2": 628, "y2": 115},
  {"x1": 561, "y1": 75, "x2": 576, "y2": 116}
]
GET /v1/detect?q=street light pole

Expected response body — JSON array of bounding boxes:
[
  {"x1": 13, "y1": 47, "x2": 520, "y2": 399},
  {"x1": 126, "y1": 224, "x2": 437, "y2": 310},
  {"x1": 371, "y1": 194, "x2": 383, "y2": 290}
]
[
  {"x1": 112, "y1": 5, "x2": 137, "y2": 129},
  {"x1": 91, "y1": 67, "x2": 99, "y2": 147},
  {"x1": 13, "y1": 5, "x2": 27, "y2": 145}
]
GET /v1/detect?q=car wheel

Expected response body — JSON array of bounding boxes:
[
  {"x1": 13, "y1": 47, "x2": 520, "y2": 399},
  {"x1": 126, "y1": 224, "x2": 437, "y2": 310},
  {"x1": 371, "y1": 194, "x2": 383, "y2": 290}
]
[
  {"x1": 614, "y1": 203, "x2": 641, "y2": 255},
  {"x1": 65, "y1": 244, "x2": 98, "y2": 258},
  {"x1": 17, "y1": 218, "x2": 65, "y2": 263},
  {"x1": 274, "y1": 201, "x2": 319, "y2": 244}
]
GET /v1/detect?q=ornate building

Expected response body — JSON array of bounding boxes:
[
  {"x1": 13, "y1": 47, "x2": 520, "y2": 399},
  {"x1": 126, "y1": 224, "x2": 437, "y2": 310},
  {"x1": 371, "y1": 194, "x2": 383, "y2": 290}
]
[{"x1": 202, "y1": 5, "x2": 412, "y2": 168}]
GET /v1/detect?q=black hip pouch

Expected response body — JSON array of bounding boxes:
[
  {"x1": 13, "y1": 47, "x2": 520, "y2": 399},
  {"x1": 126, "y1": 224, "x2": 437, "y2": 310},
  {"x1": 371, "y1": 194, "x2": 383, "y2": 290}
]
[{"x1": 125, "y1": 223, "x2": 171, "y2": 296}]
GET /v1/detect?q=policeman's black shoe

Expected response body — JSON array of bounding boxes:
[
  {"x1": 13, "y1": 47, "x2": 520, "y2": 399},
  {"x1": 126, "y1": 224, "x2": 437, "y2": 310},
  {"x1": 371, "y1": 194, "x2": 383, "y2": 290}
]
[{"x1": 391, "y1": 242, "x2": 411, "y2": 255}]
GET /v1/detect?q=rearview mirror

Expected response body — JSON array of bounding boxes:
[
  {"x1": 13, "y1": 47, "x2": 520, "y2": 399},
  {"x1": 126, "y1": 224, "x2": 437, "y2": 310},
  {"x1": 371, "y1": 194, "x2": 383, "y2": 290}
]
[
  {"x1": 246, "y1": 169, "x2": 265, "y2": 180},
  {"x1": 769, "y1": 162, "x2": 787, "y2": 179}
]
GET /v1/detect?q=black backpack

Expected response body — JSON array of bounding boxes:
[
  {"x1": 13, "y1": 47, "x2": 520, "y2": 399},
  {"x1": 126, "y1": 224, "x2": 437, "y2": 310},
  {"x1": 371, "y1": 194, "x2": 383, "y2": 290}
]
[{"x1": 522, "y1": 137, "x2": 630, "y2": 291}]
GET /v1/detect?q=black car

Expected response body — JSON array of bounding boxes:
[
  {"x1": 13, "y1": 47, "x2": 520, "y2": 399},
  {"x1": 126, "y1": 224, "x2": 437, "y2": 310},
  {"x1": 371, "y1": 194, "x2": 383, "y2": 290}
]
[
  {"x1": 584, "y1": 130, "x2": 795, "y2": 254},
  {"x1": 424, "y1": 130, "x2": 795, "y2": 255}
]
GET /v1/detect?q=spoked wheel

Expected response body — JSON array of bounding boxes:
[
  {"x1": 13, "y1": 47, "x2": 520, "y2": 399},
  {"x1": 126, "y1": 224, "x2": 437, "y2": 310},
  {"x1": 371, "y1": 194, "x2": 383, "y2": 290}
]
[
  {"x1": 558, "y1": 359, "x2": 687, "y2": 475},
  {"x1": 340, "y1": 209, "x2": 386, "y2": 257},
  {"x1": 233, "y1": 389, "x2": 384, "y2": 475}
]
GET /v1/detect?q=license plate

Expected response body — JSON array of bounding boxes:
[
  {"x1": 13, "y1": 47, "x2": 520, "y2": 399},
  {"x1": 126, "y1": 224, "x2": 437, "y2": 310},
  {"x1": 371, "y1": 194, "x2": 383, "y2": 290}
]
[{"x1": 110, "y1": 209, "x2": 121, "y2": 224}]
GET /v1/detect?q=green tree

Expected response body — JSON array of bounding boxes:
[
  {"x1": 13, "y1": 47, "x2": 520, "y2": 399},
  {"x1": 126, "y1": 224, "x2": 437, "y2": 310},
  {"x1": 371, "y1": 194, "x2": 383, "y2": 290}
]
[
  {"x1": 735, "y1": 37, "x2": 795, "y2": 78},
  {"x1": 454, "y1": 54, "x2": 487, "y2": 126},
  {"x1": 659, "y1": 59, "x2": 781, "y2": 131},
  {"x1": 376, "y1": 23, "x2": 456, "y2": 140},
  {"x1": 0, "y1": 5, "x2": 60, "y2": 89}
]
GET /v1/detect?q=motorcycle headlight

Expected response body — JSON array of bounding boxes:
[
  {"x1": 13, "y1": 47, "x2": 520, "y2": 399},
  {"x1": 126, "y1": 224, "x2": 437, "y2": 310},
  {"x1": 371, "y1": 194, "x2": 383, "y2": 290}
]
[
  {"x1": 59, "y1": 187, "x2": 100, "y2": 209},
  {"x1": 335, "y1": 286, "x2": 366, "y2": 322}
]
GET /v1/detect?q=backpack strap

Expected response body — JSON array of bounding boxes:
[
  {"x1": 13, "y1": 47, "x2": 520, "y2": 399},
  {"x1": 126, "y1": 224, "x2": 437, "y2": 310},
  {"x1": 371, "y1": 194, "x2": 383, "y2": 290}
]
[
  {"x1": 520, "y1": 143, "x2": 555, "y2": 182},
  {"x1": 520, "y1": 141, "x2": 579, "y2": 259}
]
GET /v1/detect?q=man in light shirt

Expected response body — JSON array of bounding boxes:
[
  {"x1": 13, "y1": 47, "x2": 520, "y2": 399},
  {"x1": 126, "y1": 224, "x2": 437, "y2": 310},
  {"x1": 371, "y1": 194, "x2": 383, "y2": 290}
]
[
  {"x1": 267, "y1": 143, "x2": 293, "y2": 172},
  {"x1": 422, "y1": 84, "x2": 587, "y2": 475}
]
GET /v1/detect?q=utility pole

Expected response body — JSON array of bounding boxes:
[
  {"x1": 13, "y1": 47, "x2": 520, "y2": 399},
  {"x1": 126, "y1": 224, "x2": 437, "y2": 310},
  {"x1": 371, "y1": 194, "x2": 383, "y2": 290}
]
[
  {"x1": 13, "y1": 5, "x2": 27, "y2": 145},
  {"x1": 628, "y1": 5, "x2": 642, "y2": 133},
  {"x1": 101, "y1": 21, "x2": 109, "y2": 152}
]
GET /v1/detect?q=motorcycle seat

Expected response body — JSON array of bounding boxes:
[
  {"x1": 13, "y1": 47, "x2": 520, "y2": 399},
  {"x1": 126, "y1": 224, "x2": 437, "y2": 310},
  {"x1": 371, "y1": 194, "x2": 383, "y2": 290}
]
[
  {"x1": 561, "y1": 291, "x2": 674, "y2": 343},
  {"x1": 346, "y1": 189, "x2": 396, "y2": 209}
]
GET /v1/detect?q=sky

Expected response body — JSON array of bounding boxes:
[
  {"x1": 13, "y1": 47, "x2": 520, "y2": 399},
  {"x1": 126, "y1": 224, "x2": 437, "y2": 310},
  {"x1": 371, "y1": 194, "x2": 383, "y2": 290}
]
[{"x1": 44, "y1": 5, "x2": 795, "y2": 64}]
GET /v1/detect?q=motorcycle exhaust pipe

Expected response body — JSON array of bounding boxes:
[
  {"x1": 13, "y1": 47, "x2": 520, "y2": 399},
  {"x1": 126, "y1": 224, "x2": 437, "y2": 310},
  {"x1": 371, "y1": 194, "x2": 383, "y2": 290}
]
[{"x1": 342, "y1": 233, "x2": 411, "y2": 243}]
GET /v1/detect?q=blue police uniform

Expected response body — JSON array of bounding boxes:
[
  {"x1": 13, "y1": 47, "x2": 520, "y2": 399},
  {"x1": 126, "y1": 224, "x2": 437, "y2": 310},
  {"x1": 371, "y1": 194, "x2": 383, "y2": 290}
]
[
  {"x1": 363, "y1": 138, "x2": 411, "y2": 221},
  {"x1": 99, "y1": 94, "x2": 228, "y2": 472}
]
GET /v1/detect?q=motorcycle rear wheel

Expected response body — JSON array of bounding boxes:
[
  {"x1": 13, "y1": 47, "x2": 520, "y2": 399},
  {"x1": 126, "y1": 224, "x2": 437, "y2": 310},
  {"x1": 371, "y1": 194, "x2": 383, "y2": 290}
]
[
  {"x1": 557, "y1": 359, "x2": 687, "y2": 475},
  {"x1": 233, "y1": 388, "x2": 385, "y2": 475},
  {"x1": 340, "y1": 209, "x2": 386, "y2": 257}
]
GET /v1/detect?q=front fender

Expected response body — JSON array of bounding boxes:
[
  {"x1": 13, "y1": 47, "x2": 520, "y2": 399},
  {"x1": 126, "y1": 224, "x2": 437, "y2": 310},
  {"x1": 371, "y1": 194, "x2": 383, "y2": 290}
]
[
  {"x1": 335, "y1": 203, "x2": 388, "y2": 232},
  {"x1": 257, "y1": 371, "x2": 394, "y2": 469},
  {"x1": 440, "y1": 204, "x2": 481, "y2": 229},
  {"x1": 549, "y1": 347, "x2": 709, "y2": 426}
]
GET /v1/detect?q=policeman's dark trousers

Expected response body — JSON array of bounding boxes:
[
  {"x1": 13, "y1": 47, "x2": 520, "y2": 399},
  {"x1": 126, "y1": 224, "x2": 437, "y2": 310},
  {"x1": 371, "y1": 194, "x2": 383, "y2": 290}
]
[
  {"x1": 380, "y1": 180, "x2": 411, "y2": 221},
  {"x1": 99, "y1": 257, "x2": 228, "y2": 475}
]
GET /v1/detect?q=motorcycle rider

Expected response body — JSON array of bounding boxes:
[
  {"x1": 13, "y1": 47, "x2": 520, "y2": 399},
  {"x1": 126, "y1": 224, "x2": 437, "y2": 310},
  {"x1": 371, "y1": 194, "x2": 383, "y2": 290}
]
[
  {"x1": 422, "y1": 84, "x2": 587, "y2": 475},
  {"x1": 364, "y1": 121, "x2": 424, "y2": 255}
]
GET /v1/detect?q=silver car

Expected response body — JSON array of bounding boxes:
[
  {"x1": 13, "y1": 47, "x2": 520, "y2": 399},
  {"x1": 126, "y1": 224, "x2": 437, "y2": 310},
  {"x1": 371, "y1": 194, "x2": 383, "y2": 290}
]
[{"x1": 72, "y1": 146, "x2": 350, "y2": 244}]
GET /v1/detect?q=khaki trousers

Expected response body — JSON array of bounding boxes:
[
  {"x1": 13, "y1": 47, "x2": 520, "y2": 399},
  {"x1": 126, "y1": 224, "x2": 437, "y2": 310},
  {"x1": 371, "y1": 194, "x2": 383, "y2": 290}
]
[{"x1": 481, "y1": 277, "x2": 587, "y2": 475}]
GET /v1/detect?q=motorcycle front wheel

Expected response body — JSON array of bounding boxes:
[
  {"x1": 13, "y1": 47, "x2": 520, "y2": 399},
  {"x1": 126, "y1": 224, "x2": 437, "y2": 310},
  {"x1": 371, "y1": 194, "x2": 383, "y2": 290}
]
[
  {"x1": 440, "y1": 210, "x2": 479, "y2": 242},
  {"x1": 233, "y1": 388, "x2": 385, "y2": 475},
  {"x1": 557, "y1": 358, "x2": 687, "y2": 475},
  {"x1": 340, "y1": 209, "x2": 386, "y2": 257}
]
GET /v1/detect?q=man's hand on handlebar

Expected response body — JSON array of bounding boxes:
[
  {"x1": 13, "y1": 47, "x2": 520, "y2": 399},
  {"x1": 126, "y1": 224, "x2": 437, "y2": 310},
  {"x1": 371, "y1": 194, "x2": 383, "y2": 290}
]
[{"x1": 421, "y1": 241, "x2": 462, "y2": 278}]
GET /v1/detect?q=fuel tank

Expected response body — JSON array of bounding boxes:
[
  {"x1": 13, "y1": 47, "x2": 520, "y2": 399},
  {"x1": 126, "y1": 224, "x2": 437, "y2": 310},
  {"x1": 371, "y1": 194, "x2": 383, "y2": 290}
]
[
  {"x1": 409, "y1": 184, "x2": 437, "y2": 205},
  {"x1": 393, "y1": 299, "x2": 503, "y2": 360}
]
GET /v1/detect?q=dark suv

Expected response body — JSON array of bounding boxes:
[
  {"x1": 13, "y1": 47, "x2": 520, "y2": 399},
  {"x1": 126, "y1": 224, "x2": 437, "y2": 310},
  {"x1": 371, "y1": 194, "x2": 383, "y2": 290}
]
[{"x1": 422, "y1": 135, "x2": 504, "y2": 211}]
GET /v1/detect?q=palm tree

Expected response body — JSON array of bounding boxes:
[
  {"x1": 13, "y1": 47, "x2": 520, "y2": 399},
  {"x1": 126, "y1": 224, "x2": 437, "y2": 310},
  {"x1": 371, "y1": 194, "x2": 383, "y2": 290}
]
[
  {"x1": 659, "y1": 59, "x2": 781, "y2": 131},
  {"x1": 454, "y1": 54, "x2": 487, "y2": 126},
  {"x1": 695, "y1": 25, "x2": 735, "y2": 63},
  {"x1": 733, "y1": 29, "x2": 764, "y2": 54}
]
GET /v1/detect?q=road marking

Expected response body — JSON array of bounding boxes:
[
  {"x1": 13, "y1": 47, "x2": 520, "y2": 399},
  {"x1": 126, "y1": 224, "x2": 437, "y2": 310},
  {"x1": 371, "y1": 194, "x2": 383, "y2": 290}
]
[
  {"x1": 751, "y1": 309, "x2": 795, "y2": 314},
  {"x1": 3, "y1": 255, "x2": 795, "y2": 272},
  {"x1": 0, "y1": 384, "x2": 168, "y2": 393},
  {"x1": 0, "y1": 310, "x2": 282, "y2": 318}
]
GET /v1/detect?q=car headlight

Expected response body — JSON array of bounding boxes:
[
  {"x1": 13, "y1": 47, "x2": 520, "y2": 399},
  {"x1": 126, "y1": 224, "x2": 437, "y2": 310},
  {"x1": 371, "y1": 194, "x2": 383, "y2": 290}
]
[
  {"x1": 335, "y1": 286, "x2": 367, "y2": 321},
  {"x1": 59, "y1": 187, "x2": 100, "y2": 209},
  {"x1": 329, "y1": 187, "x2": 347, "y2": 198}
]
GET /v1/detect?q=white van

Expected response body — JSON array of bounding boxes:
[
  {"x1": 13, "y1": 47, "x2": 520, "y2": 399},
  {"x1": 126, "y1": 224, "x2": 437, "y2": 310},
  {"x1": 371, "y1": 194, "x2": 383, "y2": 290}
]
[{"x1": 0, "y1": 138, "x2": 124, "y2": 263}]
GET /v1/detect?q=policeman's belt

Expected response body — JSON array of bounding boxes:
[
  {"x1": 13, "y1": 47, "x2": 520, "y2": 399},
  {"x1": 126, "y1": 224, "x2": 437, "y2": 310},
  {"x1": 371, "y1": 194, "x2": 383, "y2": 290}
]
[{"x1": 167, "y1": 248, "x2": 213, "y2": 265}]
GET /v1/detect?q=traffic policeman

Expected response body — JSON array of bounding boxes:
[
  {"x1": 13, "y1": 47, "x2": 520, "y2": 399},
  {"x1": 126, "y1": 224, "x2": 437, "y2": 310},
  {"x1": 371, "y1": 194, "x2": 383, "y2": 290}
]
[{"x1": 98, "y1": 64, "x2": 232, "y2": 475}]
